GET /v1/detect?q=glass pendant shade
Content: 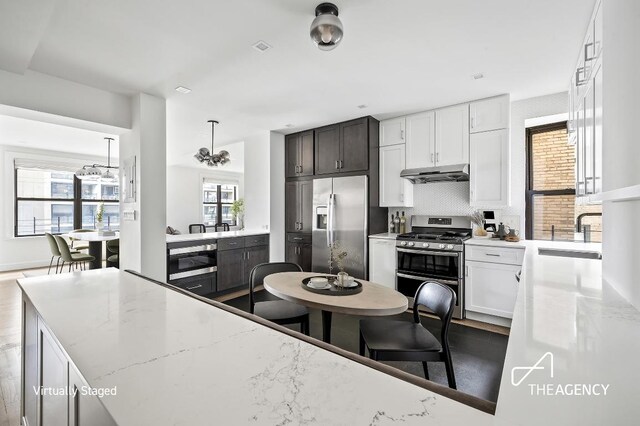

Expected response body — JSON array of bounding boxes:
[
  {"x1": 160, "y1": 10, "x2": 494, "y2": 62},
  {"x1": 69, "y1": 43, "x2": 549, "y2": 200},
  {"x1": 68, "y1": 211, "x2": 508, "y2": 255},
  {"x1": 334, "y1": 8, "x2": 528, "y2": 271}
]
[
  {"x1": 310, "y1": 3, "x2": 343, "y2": 51},
  {"x1": 75, "y1": 168, "x2": 88, "y2": 179},
  {"x1": 194, "y1": 120, "x2": 230, "y2": 167},
  {"x1": 101, "y1": 169, "x2": 117, "y2": 183}
]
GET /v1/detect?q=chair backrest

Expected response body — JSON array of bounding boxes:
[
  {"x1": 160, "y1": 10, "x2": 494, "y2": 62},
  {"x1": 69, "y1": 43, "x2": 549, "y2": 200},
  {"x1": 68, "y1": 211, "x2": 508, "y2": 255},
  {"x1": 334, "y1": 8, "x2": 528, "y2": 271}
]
[
  {"x1": 248, "y1": 262, "x2": 302, "y2": 314},
  {"x1": 189, "y1": 224, "x2": 206, "y2": 234},
  {"x1": 45, "y1": 233, "x2": 61, "y2": 257},
  {"x1": 413, "y1": 281, "x2": 456, "y2": 347},
  {"x1": 214, "y1": 223, "x2": 230, "y2": 232},
  {"x1": 106, "y1": 239, "x2": 119, "y2": 254},
  {"x1": 54, "y1": 235, "x2": 74, "y2": 262}
]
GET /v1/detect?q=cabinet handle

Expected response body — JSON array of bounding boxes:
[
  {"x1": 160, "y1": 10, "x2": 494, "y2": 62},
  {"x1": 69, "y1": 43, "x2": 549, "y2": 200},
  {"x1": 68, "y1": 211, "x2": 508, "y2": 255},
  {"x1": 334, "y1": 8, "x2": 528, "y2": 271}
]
[
  {"x1": 399, "y1": 193, "x2": 404, "y2": 202},
  {"x1": 584, "y1": 42, "x2": 595, "y2": 63},
  {"x1": 401, "y1": 129, "x2": 404, "y2": 140},
  {"x1": 293, "y1": 237, "x2": 303, "y2": 241},
  {"x1": 186, "y1": 284, "x2": 203, "y2": 290},
  {"x1": 575, "y1": 67, "x2": 586, "y2": 86},
  {"x1": 299, "y1": 221, "x2": 303, "y2": 230},
  {"x1": 485, "y1": 253, "x2": 501, "y2": 257},
  {"x1": 436, "y1": 152, "x2": 439, "y2": 163},
  {"x1": 335, "y1": 160, "x2": 340, "y2": 169},
  {"x1": 340, "y1": 160, "x2": 344, "y2": 169},
  {"x1": 431, "y1": 153, "x2": 434, "y2": 164},
  {"x1": 246, "y1": 251, "x2": 250, "y2": 260},
  {"x1": 299, "y1": 165, "x2": 303, "y2": 173},
  {"x1": 471, "y1": 115, "x2": 475, "y2": 129}
]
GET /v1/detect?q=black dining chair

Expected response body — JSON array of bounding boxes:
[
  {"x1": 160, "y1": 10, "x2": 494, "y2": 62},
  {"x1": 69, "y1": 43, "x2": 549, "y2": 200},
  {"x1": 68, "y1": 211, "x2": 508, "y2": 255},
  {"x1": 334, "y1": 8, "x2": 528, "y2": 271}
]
[
  {"x1": 214, "y1": 223, "x2": 230, "y2": 232},
  {"x1": 189, "y1": 224, "x2": 206, "y2": 234},
  {"x1": 359, "y1": 281, "x2": 457, "y2": 389},
  {"x1": 249, "y1": 262, "x2": 310, "y2": 335}
]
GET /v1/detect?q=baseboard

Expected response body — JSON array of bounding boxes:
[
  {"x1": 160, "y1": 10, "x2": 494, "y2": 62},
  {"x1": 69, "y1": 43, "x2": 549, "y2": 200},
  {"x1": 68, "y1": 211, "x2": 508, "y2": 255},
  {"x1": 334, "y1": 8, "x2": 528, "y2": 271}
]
[
  {"x1": 0, "y1": 259, "x2": 51, "y2": 272},
  {"x1": 465, "y1": 311, "x2": 512, "y2": 328}
]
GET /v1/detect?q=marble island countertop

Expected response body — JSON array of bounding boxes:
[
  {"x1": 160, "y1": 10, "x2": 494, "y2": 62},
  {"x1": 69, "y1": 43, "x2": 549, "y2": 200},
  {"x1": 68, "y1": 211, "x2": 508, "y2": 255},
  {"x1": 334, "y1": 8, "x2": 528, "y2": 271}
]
[
  {"x1": 166, "y1": 229, "x2": 268, "y2": 243},
  {"x1": 18, "y1": 269, "x2": 491, "y2": 425}
]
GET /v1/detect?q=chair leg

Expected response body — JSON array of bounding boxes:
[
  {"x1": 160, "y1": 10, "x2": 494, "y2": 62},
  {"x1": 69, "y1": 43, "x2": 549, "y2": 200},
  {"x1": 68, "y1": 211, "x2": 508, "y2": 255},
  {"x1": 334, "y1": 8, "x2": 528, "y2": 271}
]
[
  {"x1": 422, "y1": 362, "x2": 430, "y2": 380},
  {"x1": 69, "y1": 263, "x2": 72, "y2": 272},
  {"x1": 48, "y1": 256, "x2": 54, "y2": 274},
  {"x1": 359, "y1": 332, "x2": 366, "y2": 356},
  {"x1": 59, "y1": 261, "x2": 64, "y2": 273},
  {"x1": 444, "y1": 353, "x2": 457, "y2": 389}
]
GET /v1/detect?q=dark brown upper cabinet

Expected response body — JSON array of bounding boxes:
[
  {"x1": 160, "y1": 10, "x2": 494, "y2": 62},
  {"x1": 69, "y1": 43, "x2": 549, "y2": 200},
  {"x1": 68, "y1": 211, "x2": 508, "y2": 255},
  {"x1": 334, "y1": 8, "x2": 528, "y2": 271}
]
[
  {"x1": 315, "y1": 117, "x2": 369, "y2": 175},
  {"x1": 285, "y1": 180, "x2": 313, "y2": 233},
  {"x1": 285, "y1": 130, "x2": 314, "y2": 178}
]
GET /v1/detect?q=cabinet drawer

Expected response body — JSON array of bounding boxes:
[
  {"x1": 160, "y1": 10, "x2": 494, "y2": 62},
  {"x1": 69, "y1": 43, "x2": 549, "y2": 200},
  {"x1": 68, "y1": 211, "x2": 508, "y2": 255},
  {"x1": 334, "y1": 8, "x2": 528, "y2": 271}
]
[
  {"x1": 218, "y1": 237, "x2": 245, "y2": 251},
  {"x1": 465, "y1": 245, "x2": 524, "y2": 265},
  {"x1": 245, "y1": 234, "x2": 269, "y2": 247},
  {"x1": 171, "y1": 274, "x2": 214, "y2": 296},
  {"x1": 287, "y1": 233, "x2": 311, "y2": 244}
]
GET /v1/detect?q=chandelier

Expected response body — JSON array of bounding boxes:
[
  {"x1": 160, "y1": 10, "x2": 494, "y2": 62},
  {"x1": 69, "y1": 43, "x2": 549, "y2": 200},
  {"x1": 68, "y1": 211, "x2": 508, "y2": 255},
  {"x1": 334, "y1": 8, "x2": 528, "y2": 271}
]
[
  {"x1": 194, "y1": 120, "x2": 230, "y2": 167},
  {"x1": 75, "y1": 137, "x2": 118, "y2": 182}
]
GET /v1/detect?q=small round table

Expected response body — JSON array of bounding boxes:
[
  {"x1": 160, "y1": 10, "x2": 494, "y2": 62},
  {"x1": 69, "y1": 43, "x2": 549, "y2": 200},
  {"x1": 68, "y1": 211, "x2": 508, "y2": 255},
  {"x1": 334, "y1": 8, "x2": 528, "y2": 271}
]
[
  {"x1": 67, "y1": 231, "x2": 119, "y2": 269},
  {"x1": 263, "y1": 272, "x2": 408, "y2": 343}
]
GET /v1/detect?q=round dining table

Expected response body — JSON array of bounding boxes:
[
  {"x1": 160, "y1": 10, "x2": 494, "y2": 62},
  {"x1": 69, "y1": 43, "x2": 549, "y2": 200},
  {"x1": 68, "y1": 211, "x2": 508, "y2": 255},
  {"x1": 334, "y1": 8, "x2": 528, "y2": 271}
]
[
  {"x1": 67, "y1": 231, "x2": 119, "y2": 270},
  {"x1": 263, "y1": 272, "x2": 408, "y2": 343}
]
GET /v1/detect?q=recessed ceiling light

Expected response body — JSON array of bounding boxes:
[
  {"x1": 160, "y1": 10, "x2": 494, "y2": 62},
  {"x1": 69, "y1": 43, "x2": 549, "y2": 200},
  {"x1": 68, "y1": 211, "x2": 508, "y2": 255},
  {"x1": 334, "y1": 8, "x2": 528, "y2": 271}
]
[
  {"x1": 357, "y1": 104, "x2": 367, "y2": 109},
  {"x1": 285, "y1": 124, "x2": 295, "y2": 128},
  {"x1": 175, "y1": 86, "x2": 192, "y2": 94},
  {"x1": 472, "y1": 73, "x2": 484, "y2": 80},
  {"x1": 252, "y1": 40, "x2": 272, "y2": 52}
]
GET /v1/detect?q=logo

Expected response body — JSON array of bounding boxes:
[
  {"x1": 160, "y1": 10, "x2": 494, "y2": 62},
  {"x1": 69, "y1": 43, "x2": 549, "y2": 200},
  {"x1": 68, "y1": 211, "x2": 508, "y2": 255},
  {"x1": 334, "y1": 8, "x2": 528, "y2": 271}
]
[{"x1": 511, "y1": 352, "x2": 610, "y2": 397}]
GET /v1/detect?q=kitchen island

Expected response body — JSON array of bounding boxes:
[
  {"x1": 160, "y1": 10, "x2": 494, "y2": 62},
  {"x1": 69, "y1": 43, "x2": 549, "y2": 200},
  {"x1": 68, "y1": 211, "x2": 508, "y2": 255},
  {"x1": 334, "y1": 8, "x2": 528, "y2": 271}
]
[{"x1": 17, "y1": 239, "x2": 640, "y2": 425}]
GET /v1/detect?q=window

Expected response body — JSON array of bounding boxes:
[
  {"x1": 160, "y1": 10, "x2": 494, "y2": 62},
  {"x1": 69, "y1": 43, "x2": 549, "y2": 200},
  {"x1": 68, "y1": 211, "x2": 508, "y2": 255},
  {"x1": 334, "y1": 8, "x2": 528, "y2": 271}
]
[
  {"x1": 202, "y1": 181, "x2": 238, "y2": 226},
  {"x1": 15, "y1": 163, "x2": 119, "y2": 237},
  {"x1": 525, "y1": 123, "x2": 602, "y2": 242}
]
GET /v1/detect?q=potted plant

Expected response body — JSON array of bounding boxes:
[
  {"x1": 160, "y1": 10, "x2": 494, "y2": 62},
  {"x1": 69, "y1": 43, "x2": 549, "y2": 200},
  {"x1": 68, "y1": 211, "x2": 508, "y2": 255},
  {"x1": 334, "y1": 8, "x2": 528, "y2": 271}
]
[
  {"x1": 231, "y1": 199, "x2": 245, "y2": 230},
  {"x1": 470, "y1": 210, "x2": 488, "y2": 237}
]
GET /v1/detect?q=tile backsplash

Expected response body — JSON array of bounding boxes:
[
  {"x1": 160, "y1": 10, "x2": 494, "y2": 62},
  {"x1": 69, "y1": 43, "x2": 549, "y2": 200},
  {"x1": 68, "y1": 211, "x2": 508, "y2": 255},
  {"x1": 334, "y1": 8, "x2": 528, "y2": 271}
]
[{"x1": 386, "y1": 181, "x2": 521, "y2": 232}]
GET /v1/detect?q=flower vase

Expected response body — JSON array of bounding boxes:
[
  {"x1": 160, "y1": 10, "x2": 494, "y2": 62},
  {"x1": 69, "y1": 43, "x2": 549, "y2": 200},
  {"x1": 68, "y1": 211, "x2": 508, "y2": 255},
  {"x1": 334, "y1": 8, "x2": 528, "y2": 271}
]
[{"x1": 97, "y1": 220, "x2": 104, "y2": 235}]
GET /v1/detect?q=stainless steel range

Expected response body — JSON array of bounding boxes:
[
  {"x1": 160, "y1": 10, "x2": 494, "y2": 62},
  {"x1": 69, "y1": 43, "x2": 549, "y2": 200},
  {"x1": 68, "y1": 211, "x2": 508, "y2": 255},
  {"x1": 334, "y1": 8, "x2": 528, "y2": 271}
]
[{"x1": 395, "y1": 216, "x2": 472, "y2": 319}]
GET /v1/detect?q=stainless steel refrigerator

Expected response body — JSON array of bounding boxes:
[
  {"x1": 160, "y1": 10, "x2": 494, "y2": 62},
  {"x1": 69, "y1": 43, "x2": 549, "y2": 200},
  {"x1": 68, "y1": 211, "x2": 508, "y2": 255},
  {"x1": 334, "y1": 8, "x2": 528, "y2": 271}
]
[{"x1": 312, "y1": 175, "x2": 368, "y2": 279}]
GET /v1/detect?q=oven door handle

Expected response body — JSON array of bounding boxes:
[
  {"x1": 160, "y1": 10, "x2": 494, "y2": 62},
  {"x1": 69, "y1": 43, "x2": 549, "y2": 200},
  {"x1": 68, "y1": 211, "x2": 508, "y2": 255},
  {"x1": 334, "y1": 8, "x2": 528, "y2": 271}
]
[
  {"x1": 396, "y1": 248, "x2": 459, "y2": 257},
  {"x1": 169, "y1": 266, "x2": 217, "y2": 281},
  {"x1": 396, "y1": 273, "x2": 459, "y2": 286},
  {"x1": 169, "y1": 244, "x2": 217, "y2": 256}
]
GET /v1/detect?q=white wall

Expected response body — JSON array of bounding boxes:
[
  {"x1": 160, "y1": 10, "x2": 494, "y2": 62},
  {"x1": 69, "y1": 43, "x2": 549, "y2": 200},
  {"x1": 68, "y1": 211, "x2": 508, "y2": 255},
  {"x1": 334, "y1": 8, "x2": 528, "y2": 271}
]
[
  {"x1": 0, "y1": 145, "x2": 111, "y2": 271},
  {"x1": 0, "y1": 69, "x2": 131, "y2": 130},
  {"x1": 166, "y1": 165, "x2": 244, "y2": 234},
  {"x1": 119, "y1": 94, "x2": 166, "y2": 281},
  {"x1": 269, "y1": 132, "x2": 285, "y2": 261},
  {"x1": 243, "y1": 132, "x2": 270, "y2": 231},
  {"x1": 601, "y1": 0, "x2": 640, "y2": 309}
]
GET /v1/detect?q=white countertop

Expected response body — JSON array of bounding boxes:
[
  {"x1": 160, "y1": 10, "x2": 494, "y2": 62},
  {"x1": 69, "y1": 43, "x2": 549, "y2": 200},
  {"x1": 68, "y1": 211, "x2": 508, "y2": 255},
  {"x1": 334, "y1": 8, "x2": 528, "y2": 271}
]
[
  {"x1": 368, "y1": 232, "x2": 399, "y2": 240},
  {"x1": 494, "y1": 240, "x2": 638, "y2": 425},
  {"x1": 166, "y1": 229, "x2": 268, "y2": 243},
  {"x1": 66, "y1": 231, "x2": 120, "y2": 241},
  {"x1": 17, "y1": 269, "x2": 490, "y2": 425},
  {"x1": 465, "y1": 237, "x2": 603, "y2": 253}
]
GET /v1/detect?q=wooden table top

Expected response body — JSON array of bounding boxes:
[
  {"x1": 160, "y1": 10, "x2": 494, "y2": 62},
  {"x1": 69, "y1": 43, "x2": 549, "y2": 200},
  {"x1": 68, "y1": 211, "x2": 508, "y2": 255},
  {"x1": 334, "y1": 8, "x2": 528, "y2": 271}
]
[{"x1": 263, "y1": 272, "x2": 408, "y2": 316}]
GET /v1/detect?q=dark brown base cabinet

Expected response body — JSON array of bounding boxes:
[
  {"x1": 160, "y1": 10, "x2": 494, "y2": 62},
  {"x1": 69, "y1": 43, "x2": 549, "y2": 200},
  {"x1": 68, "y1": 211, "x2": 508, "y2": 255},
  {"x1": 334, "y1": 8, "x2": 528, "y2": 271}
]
[
  {"x1": 285, "y1": 233, "x2": 312, "y2": 271},
  {"x1": 217, "y1": 235, "x2": 270, "y2": 292}
]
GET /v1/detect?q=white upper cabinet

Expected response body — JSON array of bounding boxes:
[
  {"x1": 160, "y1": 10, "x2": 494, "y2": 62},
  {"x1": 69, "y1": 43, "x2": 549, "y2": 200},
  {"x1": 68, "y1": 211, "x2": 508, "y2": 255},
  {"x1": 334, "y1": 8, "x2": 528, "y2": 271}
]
[
  {"x1": 470, "y1": 129, "x2": 509, "y2": 207},
  {"x1": 435, "y1": 104, "x2": 469, "y2": 166},
  {"x1": 379, "y1": 117, "x2": 406, "y2": 147},
  {"x1": 379, "y1": 144, "x2": 413, "y2": 207},
  {"x1": 469, "y1": 95, "x2": 509, "y2": 133},
  {"x1": 405, "y1": 111, "x2": 435, "y2": 169}
]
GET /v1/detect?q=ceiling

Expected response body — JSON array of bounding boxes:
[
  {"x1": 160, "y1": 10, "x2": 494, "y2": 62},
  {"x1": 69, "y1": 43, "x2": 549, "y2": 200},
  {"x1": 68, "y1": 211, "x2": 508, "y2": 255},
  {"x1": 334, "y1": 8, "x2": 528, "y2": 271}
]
[
  {"x1": 0, "y1": 0, "x2": 595, "y2": 166},
  {"x1": 0, "y1": 114, "x2": 118, "y2": 159}
]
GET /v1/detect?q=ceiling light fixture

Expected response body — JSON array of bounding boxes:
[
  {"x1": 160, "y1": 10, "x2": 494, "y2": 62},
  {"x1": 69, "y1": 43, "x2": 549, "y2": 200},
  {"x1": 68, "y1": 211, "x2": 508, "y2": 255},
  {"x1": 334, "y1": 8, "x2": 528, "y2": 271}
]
[
  {"x1": 194, "y1": 120, "x2": 230, "y2": 167},
  {"x1": 472, "y1": 73, "x2": 484, "y2": 80},
  {"x1": 75, "y1": 137, "x2": 119, "y2": 182},
  {"x1": 285, "y1": 124, "x2": 295, "y2": 128},
  {"x1": 175, "y1": 86, "x2": 192, "y2": 94},
  {"x1": 310, "y1": 3, "x2": 343, "y2": 51},
  {"x1": 357, "y1": 104, "x2": 367, "y2": 109}
]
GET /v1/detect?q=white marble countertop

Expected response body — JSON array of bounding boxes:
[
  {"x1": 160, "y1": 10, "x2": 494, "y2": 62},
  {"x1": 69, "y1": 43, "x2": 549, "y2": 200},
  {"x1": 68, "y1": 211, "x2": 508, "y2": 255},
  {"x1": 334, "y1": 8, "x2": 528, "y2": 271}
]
[
  {"x1": 465, "y1": 237, "x2": 603, "y2": 253},
  {"x1": 493, "y1": 240, "x2": 639, "y2": 425},
  {"x1": 66, "y1": 231, "x2": 120, "y2": 241},
  {"x1": 166, "y1": 229, "x2": 268, "y2": 243},
  {"x1": 368, "y1": 232, "x2": 399, "y2": 240},
  {"x1": 17, "y1": 269, "x2": 491, "y2": 425}
]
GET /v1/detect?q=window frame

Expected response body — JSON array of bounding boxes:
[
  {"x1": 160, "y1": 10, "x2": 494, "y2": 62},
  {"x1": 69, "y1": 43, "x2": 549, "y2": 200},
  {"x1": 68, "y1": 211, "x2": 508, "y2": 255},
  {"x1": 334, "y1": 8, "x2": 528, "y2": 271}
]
[
  {"x1": 14, "y1": 167, "x2": 120, "y2": 237},
  {"x1": 202, "y1": 182, "x2": 238, "y2": 227},
  {"x1": 524, "y1": 121, "x2": 574, "y2": 240}
]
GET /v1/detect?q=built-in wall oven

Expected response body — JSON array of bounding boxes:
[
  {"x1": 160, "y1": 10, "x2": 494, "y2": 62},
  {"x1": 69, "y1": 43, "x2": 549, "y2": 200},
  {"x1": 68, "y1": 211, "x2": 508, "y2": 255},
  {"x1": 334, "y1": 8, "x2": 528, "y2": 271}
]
[{"x1": 167, "y1": 240, "x2": 217, "y2": 295}]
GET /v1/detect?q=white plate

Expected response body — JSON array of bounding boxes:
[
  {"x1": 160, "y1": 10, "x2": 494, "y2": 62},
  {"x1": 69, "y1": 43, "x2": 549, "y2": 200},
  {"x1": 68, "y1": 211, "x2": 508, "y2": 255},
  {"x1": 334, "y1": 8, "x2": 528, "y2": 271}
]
[
  {"x1": 340, "y1": 281, "x2": 358, "y2": 288},
  {"x1": 307, "y1": 282, "x2": 331, "y2": 290}
]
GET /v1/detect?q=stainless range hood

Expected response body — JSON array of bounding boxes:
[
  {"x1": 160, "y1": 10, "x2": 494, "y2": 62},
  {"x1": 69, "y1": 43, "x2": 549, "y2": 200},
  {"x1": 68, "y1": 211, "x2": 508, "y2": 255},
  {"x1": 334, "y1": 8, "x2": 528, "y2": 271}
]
[{"x1": 400, "y1": 164, "x2": 470, "y2": 184}]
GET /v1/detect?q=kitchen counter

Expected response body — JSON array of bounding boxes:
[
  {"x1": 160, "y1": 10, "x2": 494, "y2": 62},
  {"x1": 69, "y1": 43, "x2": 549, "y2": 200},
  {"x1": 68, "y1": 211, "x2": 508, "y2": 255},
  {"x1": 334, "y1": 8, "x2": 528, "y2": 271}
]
[
  {"x1": 166, "y1": 229, "x2": 268, "y2": 243},
  {"x1": 368, "y1": 232, "x2": 399, "y2": 240},
  {"x1": 17, "y1": 269, "x2": 491, "y2": 425},
  {"x1": 466, "y1": 237, "x2": 602, "y2": 253}
]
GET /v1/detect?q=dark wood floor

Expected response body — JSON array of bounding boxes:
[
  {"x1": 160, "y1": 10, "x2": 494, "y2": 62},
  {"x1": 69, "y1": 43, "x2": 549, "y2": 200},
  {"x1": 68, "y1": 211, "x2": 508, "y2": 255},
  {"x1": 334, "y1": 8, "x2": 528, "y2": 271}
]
[{"x1": 223, "y1": 290, "x2": 509, "y2": 403}]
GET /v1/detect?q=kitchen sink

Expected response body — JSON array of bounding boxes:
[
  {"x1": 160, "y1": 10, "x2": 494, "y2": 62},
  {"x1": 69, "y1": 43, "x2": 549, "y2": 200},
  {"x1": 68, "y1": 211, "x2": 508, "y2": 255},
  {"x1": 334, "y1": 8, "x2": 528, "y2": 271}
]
[{"x1": 538, "y1": 248, "x2": 602, "y2": 260}]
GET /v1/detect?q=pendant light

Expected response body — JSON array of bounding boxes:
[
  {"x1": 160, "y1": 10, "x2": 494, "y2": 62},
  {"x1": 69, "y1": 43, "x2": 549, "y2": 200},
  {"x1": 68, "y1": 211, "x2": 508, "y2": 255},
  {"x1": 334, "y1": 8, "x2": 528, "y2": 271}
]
[
  {"x1": 75, "y1": 137, "x2": 119, "y2": 181},
  {"x1": 194, "y1": 120, "x2": 230, "y2": 167},
  {"x1": 310, "y1": 3, "x2": 343, "y2": 51}
]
